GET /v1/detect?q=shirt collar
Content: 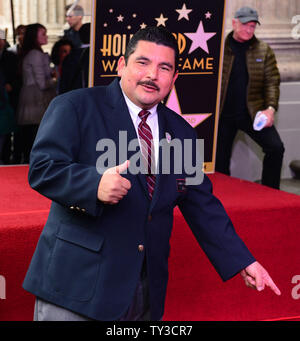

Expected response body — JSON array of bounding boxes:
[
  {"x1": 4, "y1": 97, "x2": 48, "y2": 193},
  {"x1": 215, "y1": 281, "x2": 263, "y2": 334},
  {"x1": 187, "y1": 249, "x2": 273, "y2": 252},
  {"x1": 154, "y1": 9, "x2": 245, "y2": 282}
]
[{"x1": 120, "y1": 82, "x2": 158, "y2": 121}]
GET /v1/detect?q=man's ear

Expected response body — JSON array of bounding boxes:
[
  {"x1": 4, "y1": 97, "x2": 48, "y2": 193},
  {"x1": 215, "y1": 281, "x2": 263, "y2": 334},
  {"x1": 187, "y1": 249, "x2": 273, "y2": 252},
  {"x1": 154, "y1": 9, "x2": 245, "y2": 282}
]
[
  {"x1": 117, "y1": 56, "x2": 126, "y2": 77},
  {"x1": 171, "y1": 70, "x2": 179, "y2": 87}
]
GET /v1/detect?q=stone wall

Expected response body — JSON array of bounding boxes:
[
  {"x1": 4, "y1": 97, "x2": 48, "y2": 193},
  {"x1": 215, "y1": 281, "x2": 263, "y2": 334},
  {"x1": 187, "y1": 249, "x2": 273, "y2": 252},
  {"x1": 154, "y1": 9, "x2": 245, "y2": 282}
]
[{"x1": 0, "y1": 0, "x2": 92, "y2": 52}]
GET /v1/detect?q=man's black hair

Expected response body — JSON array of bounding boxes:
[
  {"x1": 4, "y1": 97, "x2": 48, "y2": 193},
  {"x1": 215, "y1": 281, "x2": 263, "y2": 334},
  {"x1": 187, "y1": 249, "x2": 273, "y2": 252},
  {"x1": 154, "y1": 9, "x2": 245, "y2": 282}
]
[{"x1": 124, "y1": 26, "x2": 179, "y2": 72}]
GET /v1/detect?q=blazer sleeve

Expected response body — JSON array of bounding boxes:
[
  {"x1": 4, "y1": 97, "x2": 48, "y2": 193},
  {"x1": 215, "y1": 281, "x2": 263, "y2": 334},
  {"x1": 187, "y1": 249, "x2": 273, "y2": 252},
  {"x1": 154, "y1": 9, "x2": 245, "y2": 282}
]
[
  {"x1": 178, "y1": 175, "x2": 256, "y2": 281},
  {"x1": 176, "y1": 128, "x2": 255, "y2": 281},
  {"x1": 28, "y1": 94, "x2": 104, "y2": 217}
]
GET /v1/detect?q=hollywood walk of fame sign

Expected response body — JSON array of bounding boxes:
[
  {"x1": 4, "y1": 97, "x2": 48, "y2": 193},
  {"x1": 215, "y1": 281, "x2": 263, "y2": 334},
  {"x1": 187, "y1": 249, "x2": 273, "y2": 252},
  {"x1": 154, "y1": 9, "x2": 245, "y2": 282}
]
[{"x1": 89, "y1": 0, "x2": 227, "y2": 172}]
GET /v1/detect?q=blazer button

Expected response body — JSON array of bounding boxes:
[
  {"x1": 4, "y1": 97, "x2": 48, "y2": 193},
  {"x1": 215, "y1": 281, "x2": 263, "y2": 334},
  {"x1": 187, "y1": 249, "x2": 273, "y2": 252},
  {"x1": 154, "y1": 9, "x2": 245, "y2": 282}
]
[
  {"x1": 138, "y1": 245, "x2": 144, "y2": 252},
  {"x1": 70, "y1": 206, "x2": 75, "y2": 210},
  {"x1": 81, "y1": 208, "x2": 86, "y2": 213}
]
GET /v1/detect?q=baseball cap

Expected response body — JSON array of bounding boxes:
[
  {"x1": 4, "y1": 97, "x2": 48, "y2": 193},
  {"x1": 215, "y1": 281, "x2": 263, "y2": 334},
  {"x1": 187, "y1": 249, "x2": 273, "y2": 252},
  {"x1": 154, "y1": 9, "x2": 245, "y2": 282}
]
[
  {"x1": 0, "y1": 29, "x2": 6, "y2": 40},
  {"x1": 234, "y1": 6, "x2": 261, "y2": 25}
]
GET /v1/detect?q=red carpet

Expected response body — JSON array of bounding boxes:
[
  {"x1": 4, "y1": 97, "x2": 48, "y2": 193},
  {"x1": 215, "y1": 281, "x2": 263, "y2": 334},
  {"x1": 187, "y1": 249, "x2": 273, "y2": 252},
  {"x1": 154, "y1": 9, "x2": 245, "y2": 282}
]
[
  {"x1": 165, "y1": 174, "x2": 300, "y2": 321},
  {"x1": 1, "y1": 166, "x2": 300, "y2": 321}
]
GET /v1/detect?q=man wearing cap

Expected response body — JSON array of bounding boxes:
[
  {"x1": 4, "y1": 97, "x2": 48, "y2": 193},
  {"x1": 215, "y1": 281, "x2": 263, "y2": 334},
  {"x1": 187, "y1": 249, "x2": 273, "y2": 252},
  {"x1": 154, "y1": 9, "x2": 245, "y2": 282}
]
[{"x1": 216, "y1": 7, "x2": 285, "y2": 189}]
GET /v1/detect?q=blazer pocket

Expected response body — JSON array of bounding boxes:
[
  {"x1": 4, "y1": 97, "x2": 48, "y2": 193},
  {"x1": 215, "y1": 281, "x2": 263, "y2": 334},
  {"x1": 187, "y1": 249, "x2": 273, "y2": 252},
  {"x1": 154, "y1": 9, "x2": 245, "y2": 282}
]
[
  {"x1": 56, "y1": 222, "x2": 104, "y2": 252},
  {"x1": 47, "y1": 222, "x2": 104, "y2": 301}
]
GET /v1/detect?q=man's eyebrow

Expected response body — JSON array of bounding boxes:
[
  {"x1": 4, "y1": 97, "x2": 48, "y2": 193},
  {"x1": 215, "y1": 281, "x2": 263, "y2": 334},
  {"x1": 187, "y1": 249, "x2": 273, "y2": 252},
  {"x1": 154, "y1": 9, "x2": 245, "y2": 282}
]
[{"x1": 135, "y1": 56, "x2": 150, "y2": 61}]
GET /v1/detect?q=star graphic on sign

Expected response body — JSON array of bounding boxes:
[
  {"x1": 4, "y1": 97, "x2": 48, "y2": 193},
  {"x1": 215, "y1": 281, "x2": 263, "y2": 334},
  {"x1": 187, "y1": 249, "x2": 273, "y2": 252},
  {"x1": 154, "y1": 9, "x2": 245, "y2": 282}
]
[
  {"x1": 155, "y1": 13, "x2": 168, "y2": 27},
  {"x1": 176, "y1": 3, "x2": 193, "y2": 21},
  {"x1": 117, "y1": 15, "x2": 124, "y2": 22},
  {"x1": 205, "y1": 11, "x2": 212, "y2": 19},
  {"x1": 140, "y1": 22, "x2": 147, "y2": 29},
  {"x1": 184, "y1": 21, "x2": 216, "y2": 54},
  {"x1": 166, "y1": 86, "x2": 212, "y2": 128}
]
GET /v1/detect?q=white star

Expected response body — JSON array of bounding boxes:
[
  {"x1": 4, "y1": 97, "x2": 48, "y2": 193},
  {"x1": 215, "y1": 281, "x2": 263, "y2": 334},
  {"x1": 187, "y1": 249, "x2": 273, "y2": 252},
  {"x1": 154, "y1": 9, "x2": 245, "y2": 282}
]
[
  {"x1": 185, "y1": 21, "x2": 216, "y2": 54},
  {"x1": 140, "y1": 22, "x2": 147, "y2": 29},
  {"x1": 166, "y1": 86, "x2": 212, "y2": 128},
  {"x1": 155, "y1": 13, "x2": 168, "y2": 27},
  {"x1": 117, "y1": 15, "x2": 124, "y2": 22},
  {"x1": 205, "y1": 11, "x2": 212, "y2": 19},
  {"x1": 176, "y1": 3, "x2": 193, "y2": 21}
]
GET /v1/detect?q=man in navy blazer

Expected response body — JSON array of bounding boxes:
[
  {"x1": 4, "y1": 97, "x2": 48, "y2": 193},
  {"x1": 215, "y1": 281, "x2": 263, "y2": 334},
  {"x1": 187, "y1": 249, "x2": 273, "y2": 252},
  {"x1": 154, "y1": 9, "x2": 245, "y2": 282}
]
[{"x1": 23, "y1": 27, "x2": 280, "y2": 321}]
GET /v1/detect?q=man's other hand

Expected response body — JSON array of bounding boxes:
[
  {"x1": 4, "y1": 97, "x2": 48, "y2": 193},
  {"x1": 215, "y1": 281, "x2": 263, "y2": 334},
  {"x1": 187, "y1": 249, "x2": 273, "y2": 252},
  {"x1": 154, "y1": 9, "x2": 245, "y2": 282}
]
[{"x1": 97, "y1": 160, "x2": 131, "y2": 204}]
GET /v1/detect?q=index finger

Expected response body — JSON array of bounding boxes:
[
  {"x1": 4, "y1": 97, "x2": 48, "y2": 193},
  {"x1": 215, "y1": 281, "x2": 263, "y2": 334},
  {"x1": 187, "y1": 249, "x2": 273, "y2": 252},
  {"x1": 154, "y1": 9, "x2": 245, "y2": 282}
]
[{"x1": 264, "y1": 275, "x2": 281, "y2": 296}]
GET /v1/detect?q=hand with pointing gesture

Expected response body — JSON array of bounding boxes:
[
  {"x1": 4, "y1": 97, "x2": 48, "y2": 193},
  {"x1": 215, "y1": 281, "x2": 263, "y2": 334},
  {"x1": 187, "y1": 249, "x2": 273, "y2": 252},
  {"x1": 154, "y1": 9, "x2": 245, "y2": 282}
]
[
  {"x1": 97, "y1": 160, "x2": 131, "y2": 204},
  {"x1": 240, "y1": 261, "x2": 281, "y2": 295}
]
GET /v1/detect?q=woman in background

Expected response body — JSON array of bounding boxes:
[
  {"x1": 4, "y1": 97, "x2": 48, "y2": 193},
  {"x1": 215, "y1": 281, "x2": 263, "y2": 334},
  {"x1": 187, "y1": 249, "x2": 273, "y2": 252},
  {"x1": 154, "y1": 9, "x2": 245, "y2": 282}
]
[{"x1": 17, "y1": 23, "x2": 56, "y2": 163}]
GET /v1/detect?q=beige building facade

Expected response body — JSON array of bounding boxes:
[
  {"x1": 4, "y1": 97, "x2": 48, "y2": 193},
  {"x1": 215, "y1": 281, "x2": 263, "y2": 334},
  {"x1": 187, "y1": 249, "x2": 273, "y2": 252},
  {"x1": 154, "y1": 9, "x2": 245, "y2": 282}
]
[{"x1": 0, "y1": 0, "x2": 300, "y2": 80}]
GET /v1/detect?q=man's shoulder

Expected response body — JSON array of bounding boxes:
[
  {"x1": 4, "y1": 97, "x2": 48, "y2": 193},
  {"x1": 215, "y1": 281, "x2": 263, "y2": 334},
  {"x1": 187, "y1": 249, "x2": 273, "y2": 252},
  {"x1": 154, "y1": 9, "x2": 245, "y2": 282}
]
[
  {"x1": 64, "y1": 27, "x2": 74, "y2": 35},
  {"x1": 56, "y1": 78, "x2": 120, "y2": 105},
  {"x1": 251, "y1": 36, "x2": 272, "y2": 54},
  {"x1": 55, "y1": 86, "x2": 106, "y2": 103}
]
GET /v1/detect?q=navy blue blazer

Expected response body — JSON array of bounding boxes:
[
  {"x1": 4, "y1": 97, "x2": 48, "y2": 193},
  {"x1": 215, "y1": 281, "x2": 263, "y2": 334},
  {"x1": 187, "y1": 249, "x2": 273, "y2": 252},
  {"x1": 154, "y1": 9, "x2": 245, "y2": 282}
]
[{"x1": 23, "y1": 78, "x2": 255, "y2": 320}]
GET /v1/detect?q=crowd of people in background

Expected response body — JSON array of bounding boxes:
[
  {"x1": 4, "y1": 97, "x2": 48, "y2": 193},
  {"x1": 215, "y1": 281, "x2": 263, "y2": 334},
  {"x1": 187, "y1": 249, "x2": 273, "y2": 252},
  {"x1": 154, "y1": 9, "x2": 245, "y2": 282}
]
[
  {"x1": 0, "y1": 4, "x2": 90, "y2": 165},
  {"x1": 0, "y1": 5, "x2": 284, "y2": 192}
]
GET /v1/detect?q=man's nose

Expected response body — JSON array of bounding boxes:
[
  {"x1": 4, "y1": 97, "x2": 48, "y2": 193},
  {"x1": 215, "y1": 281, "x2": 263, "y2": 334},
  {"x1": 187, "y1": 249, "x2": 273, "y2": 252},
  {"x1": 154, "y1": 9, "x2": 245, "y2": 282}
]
[{"x1": 146, "y1": 65, "x2": 158, "y2": 80}]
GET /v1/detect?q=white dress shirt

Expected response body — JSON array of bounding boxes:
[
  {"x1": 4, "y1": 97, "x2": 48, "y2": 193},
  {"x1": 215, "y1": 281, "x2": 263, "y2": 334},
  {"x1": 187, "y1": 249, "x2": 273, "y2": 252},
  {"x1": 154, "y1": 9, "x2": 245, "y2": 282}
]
[{"x1": 121, "y1": 88, "x2": 159, "y2": 169}]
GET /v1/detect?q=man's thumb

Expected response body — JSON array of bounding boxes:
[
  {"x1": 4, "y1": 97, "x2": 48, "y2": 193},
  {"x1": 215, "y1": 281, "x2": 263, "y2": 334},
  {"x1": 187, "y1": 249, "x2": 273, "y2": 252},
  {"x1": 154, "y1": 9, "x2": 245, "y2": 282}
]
[{"x1": 115, "y1": 160, "x2": 130, "y2": 174}]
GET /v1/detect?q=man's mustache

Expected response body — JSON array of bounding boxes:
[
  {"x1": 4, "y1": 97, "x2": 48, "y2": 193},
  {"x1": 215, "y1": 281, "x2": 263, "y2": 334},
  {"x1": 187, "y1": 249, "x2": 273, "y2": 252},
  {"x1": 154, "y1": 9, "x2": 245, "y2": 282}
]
[{"x1": 137, "y1": 81, "x2": 160, "y2": 91}]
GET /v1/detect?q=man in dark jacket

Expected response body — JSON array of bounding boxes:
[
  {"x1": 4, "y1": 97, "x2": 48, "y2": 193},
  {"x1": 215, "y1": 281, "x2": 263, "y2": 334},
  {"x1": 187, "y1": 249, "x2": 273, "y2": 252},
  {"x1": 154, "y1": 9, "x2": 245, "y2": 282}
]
[
  {"x1": 23, "y1": 26, "x2": 280, "y2": 322},
  {"x1": 216, "y1": 7, "x2": 284, "y2": 189},
  {"x1": 63, "y1": 4, "x2": 84, "y2": 48}
]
